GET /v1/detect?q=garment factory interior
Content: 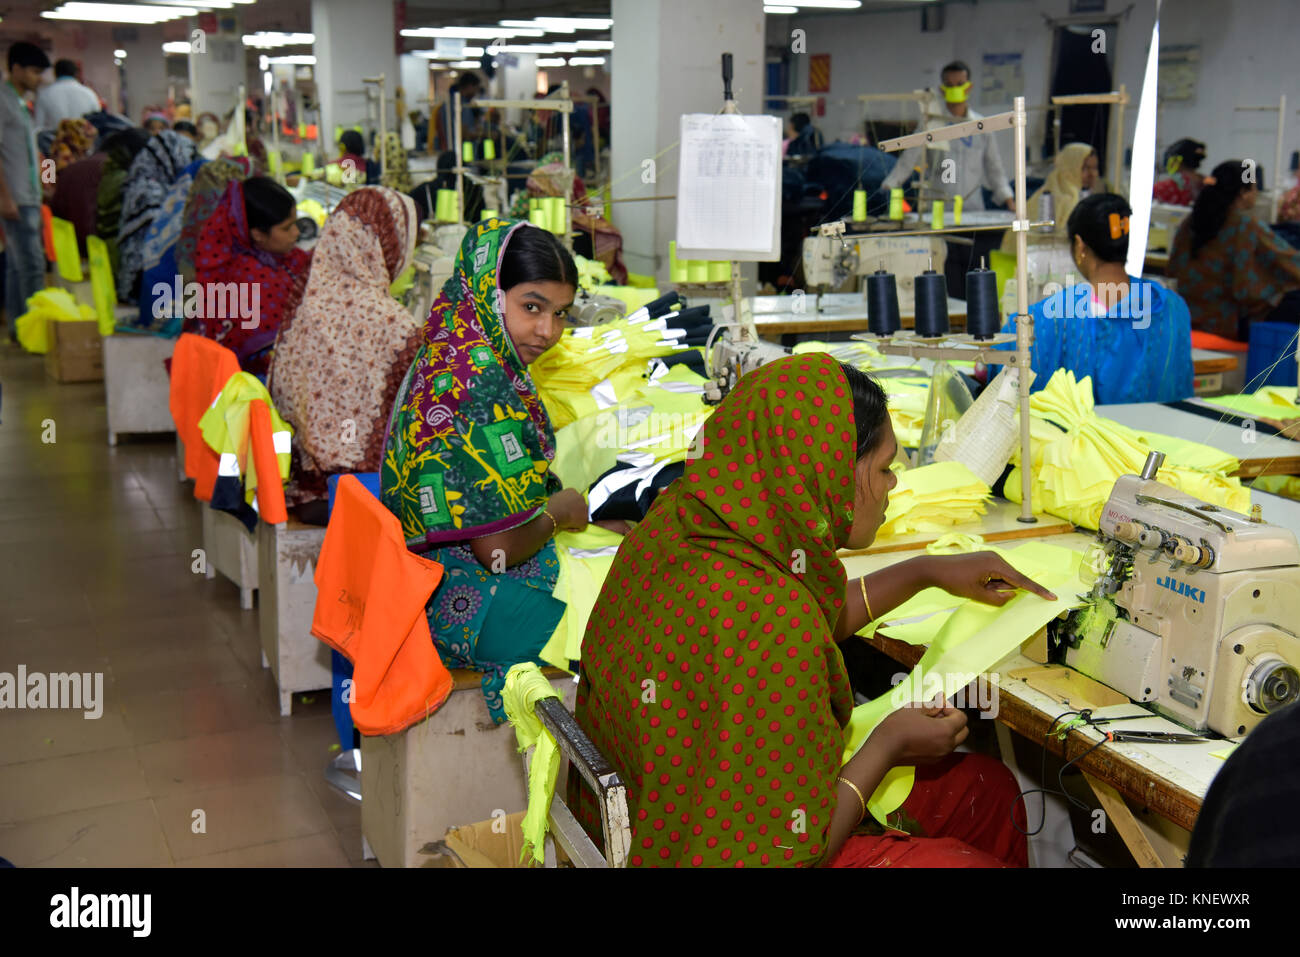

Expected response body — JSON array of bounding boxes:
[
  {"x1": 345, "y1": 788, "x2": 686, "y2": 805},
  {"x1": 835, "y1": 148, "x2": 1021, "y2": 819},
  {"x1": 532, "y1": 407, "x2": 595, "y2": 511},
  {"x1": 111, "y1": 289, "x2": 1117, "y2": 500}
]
[{"x1": 2, "y1": 0, "x2": 1300, "y2": 876}]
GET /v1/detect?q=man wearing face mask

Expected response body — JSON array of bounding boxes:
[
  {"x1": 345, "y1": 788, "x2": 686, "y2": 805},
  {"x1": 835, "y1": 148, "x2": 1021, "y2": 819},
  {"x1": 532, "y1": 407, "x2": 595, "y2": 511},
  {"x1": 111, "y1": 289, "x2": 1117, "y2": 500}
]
[{"x1": 879, "y1": 60, "x2": 1015, "y2": 212}]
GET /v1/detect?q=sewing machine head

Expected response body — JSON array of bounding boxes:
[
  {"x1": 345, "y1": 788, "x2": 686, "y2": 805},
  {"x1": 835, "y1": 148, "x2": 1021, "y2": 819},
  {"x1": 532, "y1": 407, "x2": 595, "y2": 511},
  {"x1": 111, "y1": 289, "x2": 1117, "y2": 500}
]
[
  {"x1": 801, "y1": 231, "x2": 945, "y2": 304},
  {"x1": 702, "y1": 328, "x2": 790, "y2": 405},
  {"x1": 1059, "y1": 452, "x2": 1300, "y2": 737}
]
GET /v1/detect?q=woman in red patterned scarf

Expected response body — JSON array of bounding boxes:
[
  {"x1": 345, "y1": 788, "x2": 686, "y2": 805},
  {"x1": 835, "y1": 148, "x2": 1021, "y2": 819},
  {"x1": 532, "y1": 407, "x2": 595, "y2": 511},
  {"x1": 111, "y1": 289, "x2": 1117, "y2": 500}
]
[
  {"x1": 574, "y1": 354, "x2": 1053, "y2": 867},
  {"x1": 190, "y1": 176, "x2": 312, "y2": 376}
]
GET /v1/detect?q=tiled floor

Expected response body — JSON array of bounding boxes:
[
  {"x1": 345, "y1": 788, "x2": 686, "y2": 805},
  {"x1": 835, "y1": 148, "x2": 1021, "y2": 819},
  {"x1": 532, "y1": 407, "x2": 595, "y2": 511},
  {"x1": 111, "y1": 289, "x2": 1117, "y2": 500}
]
[{"x1": 0, "y1": 343, "x2": 370, "y2": 867}]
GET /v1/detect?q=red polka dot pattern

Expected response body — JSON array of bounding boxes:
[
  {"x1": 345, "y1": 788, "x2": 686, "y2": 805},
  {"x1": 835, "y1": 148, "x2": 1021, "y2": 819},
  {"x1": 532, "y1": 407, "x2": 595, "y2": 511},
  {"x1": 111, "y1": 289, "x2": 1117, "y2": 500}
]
[{"x1": 570, "y1": 354, "x2": 858, "y2": 867}]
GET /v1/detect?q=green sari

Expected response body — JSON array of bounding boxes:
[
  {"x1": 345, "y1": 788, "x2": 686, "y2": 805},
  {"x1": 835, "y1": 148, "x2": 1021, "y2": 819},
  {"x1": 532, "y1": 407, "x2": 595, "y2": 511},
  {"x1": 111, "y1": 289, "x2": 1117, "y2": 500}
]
[{"x1": 381, "y1": 219, "x2": 565, "y2": 721}]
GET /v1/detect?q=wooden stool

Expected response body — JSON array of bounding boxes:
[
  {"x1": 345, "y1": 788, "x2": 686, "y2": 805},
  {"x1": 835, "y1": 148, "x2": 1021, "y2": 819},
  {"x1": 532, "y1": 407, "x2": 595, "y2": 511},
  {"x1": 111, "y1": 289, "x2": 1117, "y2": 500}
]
[
  {"x1": 200, "y1": 504, "x2": 258, "y2": 610},
  {"x1": 359, "y1": 667, "x2": 574, "y2": 868},
  {"x1": 257, "y1": 518, "x2": 331, "y2": 716},
  {"x1": 103, "y1": 334, "x2": 177, "y2": 446}
]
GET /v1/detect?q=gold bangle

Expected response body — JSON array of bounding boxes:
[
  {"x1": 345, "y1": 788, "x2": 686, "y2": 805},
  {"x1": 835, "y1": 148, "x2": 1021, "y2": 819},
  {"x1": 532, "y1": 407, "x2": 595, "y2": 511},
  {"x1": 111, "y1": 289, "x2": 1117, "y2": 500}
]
[
  {"x1": 540, "y1": 506, "x2": 558, "y2": 533},
  {"x1": 858, "y1": 577, "x2": 873, "y2": 622},
  {"x1": 837, "y1": 776, "x2": 867, "y2": 823}
]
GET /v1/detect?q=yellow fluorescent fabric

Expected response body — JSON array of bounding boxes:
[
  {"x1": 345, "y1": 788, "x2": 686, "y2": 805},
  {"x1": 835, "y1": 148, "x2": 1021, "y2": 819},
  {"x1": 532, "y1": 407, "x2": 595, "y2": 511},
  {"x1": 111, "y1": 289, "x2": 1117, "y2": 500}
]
[
  {"x1": 842, "y1": 542, "x2": 1086, "y2": 822},
  {"x1": 876, "y1": 460, "x2": 990, "y2": 539},
  {"x1": 502, "y1": 663, "x2": 563, "y2": 864},
  {"x1": 591, "y1": 284, "x2": 662, "y2": 313},
  {"x1": 1005, "y1": 369, "x2": 1250, "y2": 529},
  {"x1": 1204, "y1": 387, "x2": 1299, "y2": 421},
  {"x1": 539, "y1": 526, "x2": 624, "y2": 669},
  {"x1": 198, "y1": 372, "x2": 294, "y2": 506},
  {"x1": 14, "y1": 289, "x2": 98, "y2": 353}
]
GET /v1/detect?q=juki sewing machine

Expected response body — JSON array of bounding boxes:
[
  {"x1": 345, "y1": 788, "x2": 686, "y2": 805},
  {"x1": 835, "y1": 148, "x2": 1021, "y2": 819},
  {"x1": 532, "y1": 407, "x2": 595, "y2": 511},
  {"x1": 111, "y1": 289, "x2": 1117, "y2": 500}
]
[
  {"x1": 1055, "y1": 451, "x2": 1300, "y2": 738},
  {"x1": 802, "y1": 228, "x2": 946, "y2": 306}
]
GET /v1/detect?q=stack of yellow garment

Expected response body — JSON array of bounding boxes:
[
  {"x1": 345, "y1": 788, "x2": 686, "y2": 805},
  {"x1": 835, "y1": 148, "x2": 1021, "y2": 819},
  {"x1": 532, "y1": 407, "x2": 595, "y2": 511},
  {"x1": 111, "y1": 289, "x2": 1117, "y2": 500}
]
[
  {"x1": 874, "y1": 461, "x2": 990, "y2": 540},
  {"x1": 531, "y1": 316, "x2": 701, "y2": 429},
  {"x1": 574, "y1": 253, "x2": 611, "y2": 291},
  {"x1": 883, "y1": 377, "x2": 931, "y2": 448},
  {"x1": 14, "y1": 288, "x2": 106, "y2": 353},
  {"x1": 551, "y1": 365, "x2": 713, "y2": 491},
  {"x1": 1006, "y1": 369, "x2": 1250, "y2": 529},
  {"x1": 1204, "y1": 386, "x2": 1299, "y2": 421}
]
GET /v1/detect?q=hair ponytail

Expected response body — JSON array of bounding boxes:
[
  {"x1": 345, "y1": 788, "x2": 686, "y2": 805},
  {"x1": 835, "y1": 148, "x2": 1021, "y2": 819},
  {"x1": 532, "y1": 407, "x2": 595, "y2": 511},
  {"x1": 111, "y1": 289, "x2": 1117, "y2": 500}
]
[{"x1": 1190, "y1": 160, "x2": 1253, "y2": 256}]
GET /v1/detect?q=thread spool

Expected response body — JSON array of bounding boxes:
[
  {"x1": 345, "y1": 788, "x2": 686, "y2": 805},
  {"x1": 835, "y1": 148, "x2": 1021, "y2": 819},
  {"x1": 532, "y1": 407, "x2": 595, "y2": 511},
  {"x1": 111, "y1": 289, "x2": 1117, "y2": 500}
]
[
  {"x1": 687, "y1": 259, "x2": 708, "y2": 283},
  {"x1": 484, "y1": 139, "x2": 496, "y2": 160},
  {"x1": 707, "y1": 260, "x2": 730, "y2": 282},
  {"x1": 913, "y1": 266, "x2": 949, "y2": 337},
  {"x1": 852, "y1": 189, "x2": 867, "y2": 222},
  {"x1": 546, "y1": 196, "x2": 566, "y2": 234},
  {"x1": 669, "y1": 242, "x2": 687, "y2": 283},
  {"x1": 436, "y1": 189, "x2": 456, "y2": 222},
  {"x1": 528, "y1": 207, "x2": 548, "y2": 229},
  {"x1": 866, "y1": 268, "x2": 901, "y2": 336},
  {"x1": 930, "y1": 199, "x2": 945, "y2": 231},
  {"x1": 965, "y1": 258, "x2": 1000, "y2": 340},
  {"x1": 300, "y1": 153, "x2": 315, "y2": 177},
  {"x1": 889, "y1": 188, "x2": 904, "y2": 221},
  {"x1": 952, "y1": 194, "x2": 963, "y2": 226},
  {"x1": 480, "y1": 208, "x2": 499, "y2": 221},
  {"x1": 462, "y1": 141, "x2": 474, "y2": 163}
]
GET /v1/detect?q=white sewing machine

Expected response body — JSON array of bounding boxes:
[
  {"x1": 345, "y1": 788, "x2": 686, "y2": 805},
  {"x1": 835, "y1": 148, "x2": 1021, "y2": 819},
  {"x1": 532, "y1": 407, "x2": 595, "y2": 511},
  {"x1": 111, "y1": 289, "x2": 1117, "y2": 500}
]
[
  {"x1": 802, "y1": 230, "x2": 946, "y2": 307},
  {"x1": 1061, "y1": 452, "x2": 1300, "y2": 738}
]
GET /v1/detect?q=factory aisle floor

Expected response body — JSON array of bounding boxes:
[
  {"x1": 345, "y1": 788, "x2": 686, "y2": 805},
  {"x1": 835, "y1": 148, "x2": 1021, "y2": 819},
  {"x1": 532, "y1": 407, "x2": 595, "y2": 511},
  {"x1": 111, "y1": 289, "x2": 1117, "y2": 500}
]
[{"x1": 0, "y1": 343, "x2": 370, "y2": 867}]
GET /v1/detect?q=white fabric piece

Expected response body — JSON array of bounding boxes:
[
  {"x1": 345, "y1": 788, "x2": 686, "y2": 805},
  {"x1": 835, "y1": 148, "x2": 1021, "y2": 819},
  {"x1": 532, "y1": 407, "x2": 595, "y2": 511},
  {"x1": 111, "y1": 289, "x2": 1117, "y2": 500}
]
[
  {"x1": 589, "y1": 378, "x2": 620, "y2": 410},
  {"x1": 218, "y1": 452, "x2": 240, "y2": 477}
]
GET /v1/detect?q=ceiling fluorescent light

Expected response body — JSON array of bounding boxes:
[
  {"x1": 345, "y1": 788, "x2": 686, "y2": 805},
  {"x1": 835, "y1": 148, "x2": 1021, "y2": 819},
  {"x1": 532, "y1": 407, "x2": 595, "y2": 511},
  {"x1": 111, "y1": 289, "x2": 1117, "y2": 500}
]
[
  {"x1": 536, "y1": 17, "x2": 612, "y2": 30},
  {"x1": 401, "y1": 27, "x2": 543, "y2": 40},
  {"x1": 782, "y1": 1, "x2": 862, "y2": 8},
  {"x1": 568, "y1": 57, "x2": 607, "y2": 66},
  {"x1": 764, "y1": 5, "x2": 799, "y2": 12},
  {"x1": 162, "y1": 41, "x2": 192, "y2": 54},
  {"x1": 500, "y1": 19, "x2": 575, "y2": 34},
  {"x1": 450, "y1": 60, "x2": 481, "y2": 69},
  {"x1": 535, "y1": 57, "x2": 566, "y2": 67}
]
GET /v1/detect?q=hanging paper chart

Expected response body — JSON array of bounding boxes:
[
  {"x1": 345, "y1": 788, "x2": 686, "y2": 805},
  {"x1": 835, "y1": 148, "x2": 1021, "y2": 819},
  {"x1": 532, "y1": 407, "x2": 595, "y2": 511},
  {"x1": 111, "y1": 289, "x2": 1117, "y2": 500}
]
[{"x1": 676, "y1": 113, "x2": 782, "y2": 261}]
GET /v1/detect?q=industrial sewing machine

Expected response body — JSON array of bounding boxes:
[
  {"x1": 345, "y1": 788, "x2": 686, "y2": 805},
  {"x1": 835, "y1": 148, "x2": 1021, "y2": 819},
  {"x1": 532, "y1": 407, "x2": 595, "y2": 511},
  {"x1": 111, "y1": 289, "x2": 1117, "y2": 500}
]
[
  {"x1": 802, "y1": 228, "x2": 946, "y2": 306},
  {"x1": 1056, "y1": 452, "x2": 1300, "y2": 738}
]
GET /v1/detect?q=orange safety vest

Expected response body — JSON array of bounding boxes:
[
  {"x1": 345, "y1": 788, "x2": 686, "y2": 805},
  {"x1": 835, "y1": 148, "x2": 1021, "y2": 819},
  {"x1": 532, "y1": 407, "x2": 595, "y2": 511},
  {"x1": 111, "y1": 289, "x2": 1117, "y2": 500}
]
[
  {"x1": 312, "y1": 475, "x2": 452, "y2": 736},
  {"x1": 168, "y1": 333, "x2": 239, "y2": 502}
]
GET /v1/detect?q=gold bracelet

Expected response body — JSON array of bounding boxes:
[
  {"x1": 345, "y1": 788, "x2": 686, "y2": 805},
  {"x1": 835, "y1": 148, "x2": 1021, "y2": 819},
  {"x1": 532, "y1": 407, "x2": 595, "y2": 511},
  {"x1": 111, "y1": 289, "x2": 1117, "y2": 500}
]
[
  {"x1": 837, "y1": 776, "x2": 867, "y2": 823},
  {"x1": 858, "y1": 576, "x2": 873, "y2": 622},
  {"x1": 540, "y1": 506, "x2": 559, "y2": 533}
]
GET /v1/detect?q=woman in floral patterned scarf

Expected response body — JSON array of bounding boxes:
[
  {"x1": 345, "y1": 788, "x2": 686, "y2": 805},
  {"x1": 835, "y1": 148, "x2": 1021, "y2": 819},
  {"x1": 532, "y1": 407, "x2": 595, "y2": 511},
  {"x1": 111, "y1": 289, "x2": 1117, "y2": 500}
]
[{"x1": 380, "y1": 219, "x2": 597, "y2": 721}]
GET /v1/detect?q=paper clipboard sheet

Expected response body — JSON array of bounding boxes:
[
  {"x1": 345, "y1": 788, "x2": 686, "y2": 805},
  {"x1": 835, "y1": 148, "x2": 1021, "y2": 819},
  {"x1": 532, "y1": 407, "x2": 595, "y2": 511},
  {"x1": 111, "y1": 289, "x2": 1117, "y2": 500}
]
[{"x1": 675, "y1": 113, "x2": 782, "y2": 261}]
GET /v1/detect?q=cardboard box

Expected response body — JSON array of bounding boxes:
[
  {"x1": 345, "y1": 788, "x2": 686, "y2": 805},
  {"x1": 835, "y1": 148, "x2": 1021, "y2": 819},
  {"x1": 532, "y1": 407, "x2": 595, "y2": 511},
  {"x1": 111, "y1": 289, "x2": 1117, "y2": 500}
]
[
  {"x1": 422, "y1": 811, "x2": 571, "y2": 868},
  {"x1": 44, "y1": 320, "x2": 104, "y2": 383}
]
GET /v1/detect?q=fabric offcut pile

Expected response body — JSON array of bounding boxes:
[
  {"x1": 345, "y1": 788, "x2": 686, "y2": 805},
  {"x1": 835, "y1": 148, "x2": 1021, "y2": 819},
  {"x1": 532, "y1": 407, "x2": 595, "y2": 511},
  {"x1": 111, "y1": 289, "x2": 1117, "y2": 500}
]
[
  {"x1": 874, "y1": 461, "x2": 991, "y2": 540},
  {"x1": 1004, "y1": 369, "x2": 1250, "y2": 529}
]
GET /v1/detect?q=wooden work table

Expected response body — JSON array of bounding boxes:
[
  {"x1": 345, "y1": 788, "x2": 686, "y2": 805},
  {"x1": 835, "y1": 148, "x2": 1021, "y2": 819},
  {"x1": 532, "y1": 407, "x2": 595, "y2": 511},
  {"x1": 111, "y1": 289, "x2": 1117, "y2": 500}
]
[{"x1": 839, "y1": 521, "x2": 1232, "y2": 866}]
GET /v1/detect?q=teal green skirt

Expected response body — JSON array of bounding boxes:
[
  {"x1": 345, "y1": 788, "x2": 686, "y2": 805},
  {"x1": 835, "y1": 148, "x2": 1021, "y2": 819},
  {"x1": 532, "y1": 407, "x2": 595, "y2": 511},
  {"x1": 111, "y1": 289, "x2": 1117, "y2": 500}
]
[{"x1": 425, "y1": 541, "x2": 565, "y2": 723}]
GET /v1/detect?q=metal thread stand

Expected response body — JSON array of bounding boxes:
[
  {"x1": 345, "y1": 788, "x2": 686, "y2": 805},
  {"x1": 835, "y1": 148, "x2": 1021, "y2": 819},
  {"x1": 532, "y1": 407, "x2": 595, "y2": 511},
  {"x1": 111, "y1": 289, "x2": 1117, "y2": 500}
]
[
  {"x1": 1233, "y1": 94, "x2": 1287, "y2": 221},
  {"x1": 1050, "y1": 86, "x2": 1128, "y2": 193},
  {"x1": 362, "y1": 74, "x2": 388, "y2": 182},
  {"x1": 454, "y1": 86, "x2": 575, "y2": 245},
  {"x1": 872, "y1": 95, "x2": 1039, "y2": 524}
]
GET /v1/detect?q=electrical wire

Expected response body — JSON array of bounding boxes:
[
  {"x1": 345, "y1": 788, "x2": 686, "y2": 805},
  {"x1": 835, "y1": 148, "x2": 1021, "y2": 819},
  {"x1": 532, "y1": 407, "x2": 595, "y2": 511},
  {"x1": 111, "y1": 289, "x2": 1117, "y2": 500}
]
[{"x1": 1009, "y1": 709, "x2": 1111, "y2": 836}]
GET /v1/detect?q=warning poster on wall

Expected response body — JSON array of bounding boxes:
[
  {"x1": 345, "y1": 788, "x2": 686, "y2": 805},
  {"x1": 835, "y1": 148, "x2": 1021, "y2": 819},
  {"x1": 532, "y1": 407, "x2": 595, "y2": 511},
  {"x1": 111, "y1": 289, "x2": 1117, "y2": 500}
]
[{"x1": 808, "y1": 54, "x2": 831, "y2": 94}]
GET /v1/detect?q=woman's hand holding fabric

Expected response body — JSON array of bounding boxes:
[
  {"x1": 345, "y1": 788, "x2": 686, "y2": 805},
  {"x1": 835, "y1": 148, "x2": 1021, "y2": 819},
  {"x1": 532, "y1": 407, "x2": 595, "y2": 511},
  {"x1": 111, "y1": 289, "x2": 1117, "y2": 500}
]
[
  {"x1": 547, "y1": 488, "x2": 590, "y2": 532},
  {"x1": 920, "y1": 552, "x2": 1056, "y2": 606},
  {"x1": 871, "y1": 701, "x2": 969, "y2": 764}
]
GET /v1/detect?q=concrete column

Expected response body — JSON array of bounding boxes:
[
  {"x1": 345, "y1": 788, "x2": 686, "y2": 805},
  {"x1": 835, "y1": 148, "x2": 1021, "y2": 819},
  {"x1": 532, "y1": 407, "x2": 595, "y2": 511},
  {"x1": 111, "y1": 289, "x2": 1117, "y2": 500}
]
[
  {"x1": 312, "y1": 0, "x2": 399, "y2": 159},
  {"x1": 188, "y1": 15, "x2": 247, "y2": 119},
  {"x1": 118, "y1": 24, "x2": 168, "y2": 121},
  {"x1": 611, "y1": 0, "x2": 764, "y2": 280}
]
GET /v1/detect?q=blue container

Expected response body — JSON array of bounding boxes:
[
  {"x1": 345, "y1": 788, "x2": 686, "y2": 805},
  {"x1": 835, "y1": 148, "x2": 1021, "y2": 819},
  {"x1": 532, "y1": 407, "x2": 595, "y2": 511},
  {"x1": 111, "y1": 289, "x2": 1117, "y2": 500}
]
[{"x1": 1245, "y1": 321, "x2": 1299, "y2": 388}]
